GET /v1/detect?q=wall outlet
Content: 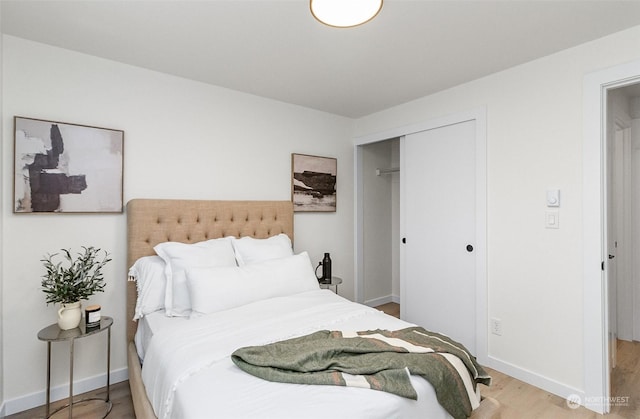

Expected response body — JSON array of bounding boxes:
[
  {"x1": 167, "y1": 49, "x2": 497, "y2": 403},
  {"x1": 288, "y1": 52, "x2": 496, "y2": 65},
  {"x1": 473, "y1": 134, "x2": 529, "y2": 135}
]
[{"x1": 491, "y1": 318, "x2": 502, "y2": 336}]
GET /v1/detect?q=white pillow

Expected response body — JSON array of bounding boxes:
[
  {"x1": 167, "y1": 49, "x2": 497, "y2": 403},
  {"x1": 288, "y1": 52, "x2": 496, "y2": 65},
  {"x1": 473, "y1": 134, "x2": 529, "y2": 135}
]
[
  {"x1": 232, "y1": 234, "x2": 293, "y2": 266},
  {"x1": 154, "y1": 238, "x2": 237, "y2": 317},
  {"x1": 128, "y1": 256, "x2": 166, "y2": 320},
  {"x1": 186, "y1": 251, "x2": 319, "y2": 317}
]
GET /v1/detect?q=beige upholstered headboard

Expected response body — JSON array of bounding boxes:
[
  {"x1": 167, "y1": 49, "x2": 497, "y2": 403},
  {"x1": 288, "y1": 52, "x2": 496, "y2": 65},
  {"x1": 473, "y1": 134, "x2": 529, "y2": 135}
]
[{"x1": 126, "y1": 199, "x2": 294, "y2": 342}]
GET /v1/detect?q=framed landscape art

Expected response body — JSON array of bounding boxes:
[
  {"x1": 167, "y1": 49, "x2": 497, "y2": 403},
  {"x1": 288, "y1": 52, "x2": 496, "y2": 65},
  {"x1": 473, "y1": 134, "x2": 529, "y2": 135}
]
[
  {"x1": 13, "y1": 116, "x2": 124, "y2": 213},
  {"x1": 291, "y1": 153, "x2": 337, "y2": 212}
]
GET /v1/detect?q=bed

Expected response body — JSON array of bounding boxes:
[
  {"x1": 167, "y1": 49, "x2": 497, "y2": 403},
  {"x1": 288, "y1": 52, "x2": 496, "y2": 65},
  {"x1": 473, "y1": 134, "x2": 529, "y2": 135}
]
[{"x1": 126, "y1": 199, "x2": 500, "y2": 419}]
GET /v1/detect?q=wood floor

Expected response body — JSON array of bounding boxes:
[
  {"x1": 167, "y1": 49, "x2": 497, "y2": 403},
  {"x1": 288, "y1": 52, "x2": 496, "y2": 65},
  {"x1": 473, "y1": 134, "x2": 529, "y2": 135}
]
[
  {"x1": 376, "y1": 303, "x2": 640, "y2": 419},
  {"x1": 8, "y1": 302, "x2": 640, "y2": 419},
  {"x1": 481, "y1": 339, "x2": 640, "y2": 419},
  {"x1": 375, "y1": 301, "x2": 400, "y2": 318},
  {"x1": 6, "y1": 380, "x2": 134, "y2": 419}
]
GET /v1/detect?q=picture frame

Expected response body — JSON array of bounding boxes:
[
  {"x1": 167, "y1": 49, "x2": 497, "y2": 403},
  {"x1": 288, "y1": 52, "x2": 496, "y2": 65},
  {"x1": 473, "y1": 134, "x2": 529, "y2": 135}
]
[
  {"x1": 13, "y1": 116, "x2": 124, "y2": 213},
  {"x1": 291, "y1": 153, "x2": 337, "y2": 212}
]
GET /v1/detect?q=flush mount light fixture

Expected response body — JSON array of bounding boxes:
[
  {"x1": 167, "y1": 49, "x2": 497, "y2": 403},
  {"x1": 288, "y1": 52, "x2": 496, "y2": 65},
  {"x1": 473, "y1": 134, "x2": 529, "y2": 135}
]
[{"x1": 310, "y1": 0, "x2": 383, "y2": 28}]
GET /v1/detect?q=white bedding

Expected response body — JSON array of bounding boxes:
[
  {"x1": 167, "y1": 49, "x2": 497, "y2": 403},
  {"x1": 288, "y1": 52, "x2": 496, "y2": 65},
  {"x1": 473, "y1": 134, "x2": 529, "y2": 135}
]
[
  {"x1": 135, "y1": 312, "x2": 185, "y2": 361},
  {"x1": 141, "y1": 290, "x2": 459, "y2": 419}
]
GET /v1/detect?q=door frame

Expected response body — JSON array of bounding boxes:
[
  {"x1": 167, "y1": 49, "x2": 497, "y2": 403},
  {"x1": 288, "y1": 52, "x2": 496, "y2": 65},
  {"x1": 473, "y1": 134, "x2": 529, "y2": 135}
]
[
  {"x1": 353, "y1": 106, "x2": 488, "y2": 364},
  {"x1": 583, "y1": 59, "x2": 640, "y2": 414}
]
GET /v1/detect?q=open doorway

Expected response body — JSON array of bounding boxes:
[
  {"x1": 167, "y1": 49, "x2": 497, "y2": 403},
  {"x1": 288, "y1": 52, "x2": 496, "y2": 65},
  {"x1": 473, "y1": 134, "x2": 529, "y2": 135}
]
[
  {"x1": 606, "y1": 83, "x2": 640, "y2": 414},
  {"x1": 583, "y1": 58, "x2": 640, "y2": 414}
]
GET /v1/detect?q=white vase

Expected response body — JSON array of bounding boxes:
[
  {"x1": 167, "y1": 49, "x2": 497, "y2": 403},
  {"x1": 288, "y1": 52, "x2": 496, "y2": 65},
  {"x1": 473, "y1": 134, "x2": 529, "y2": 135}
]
[{"x1": 58, "y1": 301, "x2": 82, "y2": 330}]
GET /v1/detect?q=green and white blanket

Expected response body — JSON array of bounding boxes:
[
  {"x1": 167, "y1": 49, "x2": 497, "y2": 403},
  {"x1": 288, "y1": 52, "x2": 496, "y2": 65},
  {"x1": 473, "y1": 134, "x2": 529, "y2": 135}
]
[{"x1": 232, "y1": 326, "x2": 491, "y2": 419}]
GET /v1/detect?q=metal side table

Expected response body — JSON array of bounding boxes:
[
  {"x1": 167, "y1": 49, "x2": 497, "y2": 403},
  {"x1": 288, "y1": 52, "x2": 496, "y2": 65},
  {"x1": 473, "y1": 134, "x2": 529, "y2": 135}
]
[
  {"x1": 319, "y1": 276, "x2": 343, "y2": 294},
  {"x1": 37, "y1": 316, "x2": 113, "y2": 419}
]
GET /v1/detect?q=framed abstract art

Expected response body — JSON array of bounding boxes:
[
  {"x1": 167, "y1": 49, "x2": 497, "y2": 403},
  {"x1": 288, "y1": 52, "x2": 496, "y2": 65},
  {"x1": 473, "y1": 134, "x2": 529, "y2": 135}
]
[
  {"x1": 14, "y1": 116, "x2": 124, "y2": 213},
  {"x1": 291, "y1": 153, "x2": 337, "y2": 212}
]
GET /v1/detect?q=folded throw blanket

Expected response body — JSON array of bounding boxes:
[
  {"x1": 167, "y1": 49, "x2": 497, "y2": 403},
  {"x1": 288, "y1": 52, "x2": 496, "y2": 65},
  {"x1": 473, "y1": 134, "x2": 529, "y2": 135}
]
[{"x1": 232, "y1": 326, "x2": 491, "y2": 419}]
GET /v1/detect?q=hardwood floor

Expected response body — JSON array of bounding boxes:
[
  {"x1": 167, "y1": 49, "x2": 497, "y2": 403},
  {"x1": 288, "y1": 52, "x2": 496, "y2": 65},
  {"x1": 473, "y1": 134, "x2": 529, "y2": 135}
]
[
  {"x1": 375, "y1": 301, "x2": 400, "y2": 318},
  {"x1": 482, "y1": 339, "x2": 640, "y2": 418},
  {"x1": 6, "y1": 380, "x2": 134, "y2": 419},
  {"x1": 379, "y1": 303, "x2": 640, "y2": 419},
  {"x1": 8, "y1": 303, "x2": 640, "y2": 419}
]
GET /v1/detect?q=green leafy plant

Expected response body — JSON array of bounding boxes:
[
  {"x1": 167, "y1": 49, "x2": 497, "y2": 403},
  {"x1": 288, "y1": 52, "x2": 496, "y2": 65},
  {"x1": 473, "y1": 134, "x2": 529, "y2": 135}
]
[{"x1": 40, "y1": 246, "x2": 111, "y2": 305}]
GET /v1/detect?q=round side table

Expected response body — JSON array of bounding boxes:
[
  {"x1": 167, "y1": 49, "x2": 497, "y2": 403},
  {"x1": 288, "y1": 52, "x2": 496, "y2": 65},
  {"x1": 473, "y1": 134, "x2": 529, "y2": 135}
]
[
  {"x1": 319, "y1": 276, "x2": 343, "y2": 294},
  {"x1": 37, "y1": 316, "x2": 113, "y2": 419}
]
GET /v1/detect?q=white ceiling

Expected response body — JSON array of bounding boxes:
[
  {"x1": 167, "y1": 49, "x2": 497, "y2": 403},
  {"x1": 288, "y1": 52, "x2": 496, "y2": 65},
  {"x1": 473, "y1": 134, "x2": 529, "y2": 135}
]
[{"x1": 3, "y1": 0, "x2": 640, "y2": 118}]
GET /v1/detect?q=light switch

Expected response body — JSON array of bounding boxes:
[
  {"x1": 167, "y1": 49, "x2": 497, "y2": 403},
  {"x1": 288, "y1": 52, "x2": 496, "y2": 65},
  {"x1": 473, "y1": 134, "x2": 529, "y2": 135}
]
[
  {"x1": 545, "y1": 211, "x2": 559, "y2": 229},
  {"x1": 546, "y1": 189, "x2": 560, "y2": 207}
]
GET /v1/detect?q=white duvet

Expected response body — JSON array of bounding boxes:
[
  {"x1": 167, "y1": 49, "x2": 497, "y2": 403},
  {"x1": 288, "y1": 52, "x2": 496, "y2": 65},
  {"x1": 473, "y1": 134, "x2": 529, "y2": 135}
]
[{"x1": 141, "y1": 290, "x2": 457, "y2": 419}]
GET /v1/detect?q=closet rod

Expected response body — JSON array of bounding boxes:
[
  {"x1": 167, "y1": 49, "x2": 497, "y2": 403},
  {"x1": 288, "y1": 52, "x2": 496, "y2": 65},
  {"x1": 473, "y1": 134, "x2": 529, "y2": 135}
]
[{"x1": 375, "y1": 167, "x2": 400, "y2": 176}]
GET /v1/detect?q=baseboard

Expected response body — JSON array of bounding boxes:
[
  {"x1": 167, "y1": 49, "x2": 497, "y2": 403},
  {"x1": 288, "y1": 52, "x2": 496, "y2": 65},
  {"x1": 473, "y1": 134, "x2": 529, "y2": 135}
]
[
  {"x1": 3, "y1": 368, "x2": 128, "y2": 416},
  {"x1": 0, "y1": 400, "x2": 6, "y2": 418},
  {"x1": 364, "y1": 294, "x2": 400, "y2": 307},
  {"x1": 483, "y1": 356, "x2": 585, "y2": 408}
]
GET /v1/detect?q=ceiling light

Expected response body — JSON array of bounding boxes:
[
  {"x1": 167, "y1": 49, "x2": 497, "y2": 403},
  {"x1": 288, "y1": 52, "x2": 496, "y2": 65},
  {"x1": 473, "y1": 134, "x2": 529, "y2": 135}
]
[{"x1": 310, "y1": 0, "x2": 383, "y2": 28}]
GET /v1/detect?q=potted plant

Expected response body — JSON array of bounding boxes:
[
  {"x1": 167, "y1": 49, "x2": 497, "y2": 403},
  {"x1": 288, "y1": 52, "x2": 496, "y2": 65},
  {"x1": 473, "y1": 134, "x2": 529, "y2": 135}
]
[{"x1": 40, "y1": 246, "x2": 111, "y2": 330}]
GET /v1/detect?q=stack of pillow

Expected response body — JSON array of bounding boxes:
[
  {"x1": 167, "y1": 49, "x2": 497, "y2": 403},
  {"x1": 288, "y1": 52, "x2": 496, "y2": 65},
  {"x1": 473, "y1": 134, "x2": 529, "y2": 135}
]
[{"x1": 129, "y1": 234, "x2": 320, "y2": 320}]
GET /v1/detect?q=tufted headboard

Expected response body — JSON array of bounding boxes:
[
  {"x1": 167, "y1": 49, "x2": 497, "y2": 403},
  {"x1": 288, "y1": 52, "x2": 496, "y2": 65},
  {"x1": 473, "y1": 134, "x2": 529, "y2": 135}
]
[{"x1": 126, "y1": 199, "x2": 294, "y2": 342}]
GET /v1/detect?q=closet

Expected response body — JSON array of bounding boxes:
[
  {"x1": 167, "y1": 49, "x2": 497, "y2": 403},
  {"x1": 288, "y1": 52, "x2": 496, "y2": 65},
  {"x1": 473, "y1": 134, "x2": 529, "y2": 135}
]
[
  {"x1": 360, "y1": 138, "x2": 400, "y2": 307},
  {"x1": 355, "y1": 110, "x2": 487, "y2": 355}
]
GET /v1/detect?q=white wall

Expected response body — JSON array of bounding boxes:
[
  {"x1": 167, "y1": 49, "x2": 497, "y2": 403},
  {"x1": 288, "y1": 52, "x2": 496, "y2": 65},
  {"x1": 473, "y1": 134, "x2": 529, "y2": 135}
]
[
  {"x1": 354, "y1": 25, "x2": 640, "y2": 397},
  {"x1": 1, "y1": 35, "x2": 354, "y2": 413},
  {"x1": 631, "y1": 98, "x2": 640, "y2": 341},
  {"x1": 0, "y1": 4, "x2": 4, "y2": 417}
]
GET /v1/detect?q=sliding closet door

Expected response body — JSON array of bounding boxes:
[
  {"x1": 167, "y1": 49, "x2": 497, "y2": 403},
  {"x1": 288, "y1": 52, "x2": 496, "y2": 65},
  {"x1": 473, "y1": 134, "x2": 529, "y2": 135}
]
[{"x1": 402, "y1": 120, "x2": 476, "y2": 352}]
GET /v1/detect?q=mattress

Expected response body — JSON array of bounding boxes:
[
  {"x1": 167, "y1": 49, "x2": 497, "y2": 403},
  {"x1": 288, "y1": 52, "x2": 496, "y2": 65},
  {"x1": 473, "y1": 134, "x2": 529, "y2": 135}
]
[
  {"x1": 135, "y1": 311, "x2": 186, "y2": 361},
  {"x1": 140, "y1": 290, "x2": 474, "y2": 419}
]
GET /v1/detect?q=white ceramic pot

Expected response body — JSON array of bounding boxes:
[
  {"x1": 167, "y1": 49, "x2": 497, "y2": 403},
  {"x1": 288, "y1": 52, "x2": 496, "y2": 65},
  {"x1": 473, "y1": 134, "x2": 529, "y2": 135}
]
[{"x1": 58, "y1": 301, "x2": 82, "y2": 330}]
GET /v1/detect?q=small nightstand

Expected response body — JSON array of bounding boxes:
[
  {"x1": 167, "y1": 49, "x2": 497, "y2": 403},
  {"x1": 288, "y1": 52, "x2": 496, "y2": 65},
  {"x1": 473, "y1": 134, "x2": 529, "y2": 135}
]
[
  {"x1": 319, "y1": 276, "x2": 343, "y2": 294},
  {"x1": 37, "y1": 316, "x2": 113, "y2": 419}
]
